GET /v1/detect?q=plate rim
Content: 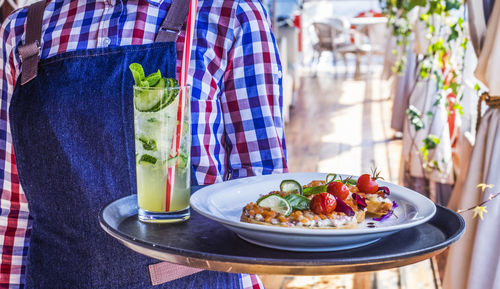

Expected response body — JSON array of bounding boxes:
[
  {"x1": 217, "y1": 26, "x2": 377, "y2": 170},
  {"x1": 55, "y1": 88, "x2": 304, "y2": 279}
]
[{"x1": 190, "y1": 172, "x2": 437, "y2": 236}]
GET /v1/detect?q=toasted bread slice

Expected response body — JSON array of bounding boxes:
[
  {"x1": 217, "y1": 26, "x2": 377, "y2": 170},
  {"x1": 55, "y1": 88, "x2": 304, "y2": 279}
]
[{"x1": 364, "y1": 195, "x2": 393, "y2": 216}]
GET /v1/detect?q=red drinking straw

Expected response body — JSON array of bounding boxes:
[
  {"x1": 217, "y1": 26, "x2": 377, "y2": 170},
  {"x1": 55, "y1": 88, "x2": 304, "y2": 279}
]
[{"x1": 165, "y1": 0, "x2": 198, "y2": 210}]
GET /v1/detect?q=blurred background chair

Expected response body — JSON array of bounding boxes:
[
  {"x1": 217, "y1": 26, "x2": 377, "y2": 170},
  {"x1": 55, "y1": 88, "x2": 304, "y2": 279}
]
[
  {"x1": 311, "y1": 18, "x2": 351, "y2": 71},
  {"x1": 311, "y1": 16, "x2": 385, "y2": 78}
]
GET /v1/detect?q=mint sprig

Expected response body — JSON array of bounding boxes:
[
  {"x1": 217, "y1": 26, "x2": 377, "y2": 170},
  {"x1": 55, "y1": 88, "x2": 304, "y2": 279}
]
[{"x1": 129, "y1": 63, "x2": 145, "y2": 87}]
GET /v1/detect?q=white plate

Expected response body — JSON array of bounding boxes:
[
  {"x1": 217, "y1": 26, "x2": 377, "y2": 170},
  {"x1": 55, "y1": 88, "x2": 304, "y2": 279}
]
[{"x1": 190, "y1": 172, "x2": 436, "y2": 252}]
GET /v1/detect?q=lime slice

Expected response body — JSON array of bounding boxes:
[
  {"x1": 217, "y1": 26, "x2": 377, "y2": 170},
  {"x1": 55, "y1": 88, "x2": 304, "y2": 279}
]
[
  {"x1": 257, "y1": 195, "x2": 292, "y2": 216},
  {"x1": 280, "y1": 179, "x2": 303, "y2": 195}
]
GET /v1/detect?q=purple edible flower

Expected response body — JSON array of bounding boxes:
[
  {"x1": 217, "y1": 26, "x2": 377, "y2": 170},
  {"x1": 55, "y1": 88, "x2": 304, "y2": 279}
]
[
  {"x1": 378, "y1": 186, "x2": 390, "y2": 195},
  {"x1": 352, "y1": 193, "x2": 367, "y2": 209},
  {"x1": 373, "y1": 201, "x2": 398, "y2": 222},
  {"x1": 334, "y1": 198, "x2": 356, "y2": 216}
]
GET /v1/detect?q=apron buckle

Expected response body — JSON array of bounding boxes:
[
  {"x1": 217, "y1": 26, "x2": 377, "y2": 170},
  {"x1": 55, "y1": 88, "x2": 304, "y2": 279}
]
[{"x1": 18, "y1": 40, "x2": 41, "y2": 63}]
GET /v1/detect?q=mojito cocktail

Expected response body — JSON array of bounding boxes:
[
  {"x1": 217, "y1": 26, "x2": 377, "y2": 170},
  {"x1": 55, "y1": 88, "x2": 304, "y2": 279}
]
[{"x1": 133, "y1": 79, "x2": 191, "y2": 223}]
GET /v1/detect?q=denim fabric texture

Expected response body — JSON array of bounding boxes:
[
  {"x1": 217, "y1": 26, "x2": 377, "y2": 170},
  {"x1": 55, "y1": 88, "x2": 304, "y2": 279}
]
[{"x1": 9, "y1": 42, "x2": 240, "y2": 288}]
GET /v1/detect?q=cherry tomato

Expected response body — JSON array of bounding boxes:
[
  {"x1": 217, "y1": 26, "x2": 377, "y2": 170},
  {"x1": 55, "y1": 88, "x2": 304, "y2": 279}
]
[
  {"x1": 356, "y1": 174, "x2": 379, "y2": 194},
  {"x1": 327, "y1": 181, "x2": 350, "y2": 200},
  {"x1": 310, "y1": 192, "x2": 337, "y2": 215}
]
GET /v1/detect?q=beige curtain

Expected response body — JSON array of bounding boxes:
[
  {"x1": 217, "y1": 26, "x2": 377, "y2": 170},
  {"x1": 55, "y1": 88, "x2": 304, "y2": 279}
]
[{"x1": 443, "y1": 1, "x2": 500, "y2": 288}]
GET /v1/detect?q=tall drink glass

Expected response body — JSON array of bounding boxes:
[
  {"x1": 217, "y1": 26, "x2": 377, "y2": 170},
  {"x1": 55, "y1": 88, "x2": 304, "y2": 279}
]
[{"x1": 133, "y1": 85, "x2": 191, "y2": 223}]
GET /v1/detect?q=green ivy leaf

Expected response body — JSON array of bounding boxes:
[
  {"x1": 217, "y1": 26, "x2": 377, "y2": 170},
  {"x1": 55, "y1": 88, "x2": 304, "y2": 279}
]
[
  {"x1": 445, "y1": 0, "x2": 462, "y2": 11},
  {"x1": 423, "y1": 135, "x2": 440, "y2": 150},
  {"x1": 406, "y1": 105, "x2": 425, "y2": 131}
]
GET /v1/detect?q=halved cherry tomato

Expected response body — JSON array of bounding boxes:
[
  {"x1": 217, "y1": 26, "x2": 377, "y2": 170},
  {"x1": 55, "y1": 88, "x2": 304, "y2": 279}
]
[
  {"x1": 327, "y1": 181, "x2": 349, "y2": 200},
  {"x1": 310, "y1": 192, "x2": 337, "y2": 215},
  {"x1": 356, "y1": 174, "x2": 379, "y2": 194}
]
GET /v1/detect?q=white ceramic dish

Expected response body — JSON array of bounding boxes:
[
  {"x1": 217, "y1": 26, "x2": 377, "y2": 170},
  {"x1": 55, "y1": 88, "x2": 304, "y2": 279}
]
[{"x1": 190, "y1": 172, "x2": 436, "y2": 252}]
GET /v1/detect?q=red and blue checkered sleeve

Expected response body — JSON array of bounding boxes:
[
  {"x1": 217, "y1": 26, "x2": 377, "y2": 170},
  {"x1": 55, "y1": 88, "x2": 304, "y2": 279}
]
[
  {"x1": 220, "y1": 0, "x2": 288, "y2": 179},
  {"x1": 189, "y1": 0, "x2": 287, "y2": 185},
  {"x1": 0, "y1": 9, "x2": 32, "y2": 288}
]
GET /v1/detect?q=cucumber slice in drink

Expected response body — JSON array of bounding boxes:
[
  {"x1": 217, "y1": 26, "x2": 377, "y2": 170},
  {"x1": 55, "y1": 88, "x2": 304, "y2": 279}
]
[
  {"x1": 138, "y1": 154, "x2": 157, "y2": 165},
  {"x1": 257, "y1": 195, "x2": 292, "y2": 216},
  {"x1": 134, "y1": 78, "x2": 179, "y2": 112},
  {"x1": 150, "y1": 78, "x2": 179, "y2": 112},
  {"x1": 280, "y1": 179, "x2": 303, "y2": 195},
  {"x1": 134, "y1": 88, "x2": 164, "y2": 112}
]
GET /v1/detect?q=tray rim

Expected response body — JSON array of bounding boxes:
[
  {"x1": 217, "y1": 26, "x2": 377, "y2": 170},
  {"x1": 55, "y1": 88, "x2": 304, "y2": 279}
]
[{"x1": 98, "y1": 194, "x2": 465, "y2": 274}]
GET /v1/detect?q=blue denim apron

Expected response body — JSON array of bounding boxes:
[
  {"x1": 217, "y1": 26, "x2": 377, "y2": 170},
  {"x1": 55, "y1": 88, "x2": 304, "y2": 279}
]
[{"x1": 9, "y1": 1, "x2": 240, "y2": 288}]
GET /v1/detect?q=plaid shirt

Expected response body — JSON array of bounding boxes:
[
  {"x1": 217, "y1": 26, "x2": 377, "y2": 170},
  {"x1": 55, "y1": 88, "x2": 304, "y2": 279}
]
[{"x1": 0, "y1": 0, "x2": 287, "y2": 287}]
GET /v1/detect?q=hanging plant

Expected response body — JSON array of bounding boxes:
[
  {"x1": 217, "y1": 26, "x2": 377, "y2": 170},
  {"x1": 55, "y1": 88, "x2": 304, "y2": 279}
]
[{"x1": 380, "y1": 0, "x2": 466, "y2": 177}]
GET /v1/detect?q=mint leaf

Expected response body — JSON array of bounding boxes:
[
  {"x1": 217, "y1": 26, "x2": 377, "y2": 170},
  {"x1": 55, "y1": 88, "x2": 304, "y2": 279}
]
[
  {"x1": 138, "y1": 154, "x2": 157, "y2": 165},
  {"x1": 146, "y1": 69, "x2": 162, "y2": 87},
  {"x1": 129, "y1": 63, "x2": 145, "y2": 86},
  {"x1": 138, "y1": 136, "x2": 157, "y2": 151}
]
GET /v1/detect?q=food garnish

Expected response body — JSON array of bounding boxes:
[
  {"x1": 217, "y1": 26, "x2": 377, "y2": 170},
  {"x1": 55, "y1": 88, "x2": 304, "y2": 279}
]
[
  {"x1": 326, "y1": 173, "x2": 337, "y2": 183},
  {"x1": 378, "y1": 186, "x2": 391, "y2": 196},
  {"x1": 333, "y1": 198, "x2": 356, "y2": 216},
  {"x1": 373, "y1": 201, "x2": 398, "y2": 222},
  {"x1": 280, "y1": 179, "x2": 304, "y2": 195},
  {"x1": 310, "y1": 193, "x2": 337, "y2": 215},
  {"x1": 327, "y1": 181, "x2": 349, "y2": 200},
  {"x1": 352, "y1": 193, "x2": 368, "y2": 210},
  {"x1": 241, "y1": 172, "x2": 397, "y2": 229},
  {"x1": 284, "y1": 193, "x2": 311, "y2": 211},
  {"x1": 129, "y1": 63, "x2": 179, "y2": 112},
  {"x1": 257, "y1": 194, "x2": 292, "y2": 217},
  {"x1": 356, "y1": 168, "x2": 383, "y2": 194}
]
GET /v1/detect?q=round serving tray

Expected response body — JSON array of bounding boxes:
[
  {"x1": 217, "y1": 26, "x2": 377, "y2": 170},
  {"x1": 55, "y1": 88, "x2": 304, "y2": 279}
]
[{"x1": 98, "y1": 192, "x2": 465, "y2": 275}]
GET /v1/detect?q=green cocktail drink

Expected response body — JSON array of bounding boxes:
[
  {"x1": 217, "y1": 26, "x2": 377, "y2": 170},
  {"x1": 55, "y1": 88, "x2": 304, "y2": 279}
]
[{"x1": 131, "y1": 65, "x2": 191, "y2": 223}]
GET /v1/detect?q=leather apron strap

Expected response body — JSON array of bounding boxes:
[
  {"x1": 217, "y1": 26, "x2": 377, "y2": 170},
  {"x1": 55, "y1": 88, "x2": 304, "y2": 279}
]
[
  {"x1": 19, "y1": 0, "x2": 190, "y2": 86},
  {"x1": 155, "y1": 0, "x2": 191, "y2": 42},
  {"x1": 19, "y1": 0, "x2": 45, "y2": 85}
]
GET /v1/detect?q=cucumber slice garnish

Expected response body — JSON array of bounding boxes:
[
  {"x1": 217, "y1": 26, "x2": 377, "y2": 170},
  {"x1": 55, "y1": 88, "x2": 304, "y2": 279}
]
[
  {"x1": 280, "y1": 179, "x2": 303, "y2": 195},
  {"x1": 326, "y1": 173, "x2": 337, "y2": 183},
  {"x1": 134, "y1": 78, "x2": 179, "y2": 112},
  {"x1": 134, "y1": 88, "x2": 163, "y2": 112},
  {"x1": 257, "y1": 194, "x2": 292, "y2": 216},
  {"x1": 138, "y1": 154, "x2": 157, "y2": 165}
]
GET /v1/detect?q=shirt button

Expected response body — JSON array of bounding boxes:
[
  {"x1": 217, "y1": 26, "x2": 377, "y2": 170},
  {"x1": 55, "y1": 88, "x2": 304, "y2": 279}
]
[
  {"x1": 277, "y1": 70, "x2": 282, "y2": 79},
  {"x1": 101, "y1": 37, "x2": 111, "y2": 47}
]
